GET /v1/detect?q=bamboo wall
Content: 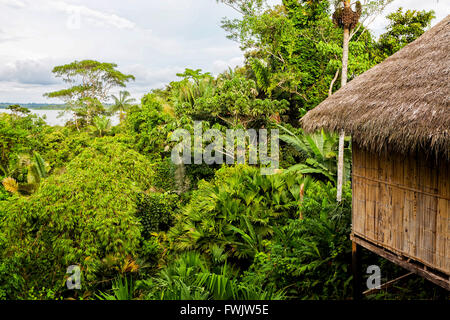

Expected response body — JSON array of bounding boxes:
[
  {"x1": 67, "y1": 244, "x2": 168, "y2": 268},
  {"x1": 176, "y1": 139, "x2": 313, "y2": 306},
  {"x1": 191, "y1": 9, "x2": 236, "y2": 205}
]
[{"x1": 352, "y1": 143, "x2": 450, "y2": 275}]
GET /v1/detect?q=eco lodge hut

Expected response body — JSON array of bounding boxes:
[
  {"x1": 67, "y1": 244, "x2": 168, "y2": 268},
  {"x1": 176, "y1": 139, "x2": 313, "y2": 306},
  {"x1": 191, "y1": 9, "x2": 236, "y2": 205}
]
[{"x1": 301, "y1": 15, "x2": 450, "y2": 293}]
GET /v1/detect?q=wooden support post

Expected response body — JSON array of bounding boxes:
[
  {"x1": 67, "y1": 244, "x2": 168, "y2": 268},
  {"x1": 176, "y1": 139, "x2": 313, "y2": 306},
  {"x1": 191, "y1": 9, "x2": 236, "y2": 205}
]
[
  {"x1": 352, "y1": 241, "x2": 362, "y2": 300},
  {"x1": 352, "y1": 234, "x2": 450, "y2": 291}
]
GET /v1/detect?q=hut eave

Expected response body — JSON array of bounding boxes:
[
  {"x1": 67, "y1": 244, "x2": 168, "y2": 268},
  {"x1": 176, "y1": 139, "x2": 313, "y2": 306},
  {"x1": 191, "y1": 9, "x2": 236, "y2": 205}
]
[{"x1": 301, "y1": 15, "x2": 450, "y2": 160}]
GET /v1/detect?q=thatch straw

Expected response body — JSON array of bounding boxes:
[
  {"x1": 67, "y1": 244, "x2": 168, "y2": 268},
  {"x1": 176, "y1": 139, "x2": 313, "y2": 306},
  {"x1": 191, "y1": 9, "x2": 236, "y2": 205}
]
[{"x1": 301, "y1": 15, "x2": 450, "y2": 160}]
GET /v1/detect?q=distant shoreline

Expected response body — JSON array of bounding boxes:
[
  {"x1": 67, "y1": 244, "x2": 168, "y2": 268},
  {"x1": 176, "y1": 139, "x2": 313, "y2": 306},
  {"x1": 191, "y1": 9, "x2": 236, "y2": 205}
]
[
  {"x1": 0, "y1": 103, "x2": 113, "y2": 110},
  {"x1": 0, "y1": 103, "x2": 67, "y2": 110}
]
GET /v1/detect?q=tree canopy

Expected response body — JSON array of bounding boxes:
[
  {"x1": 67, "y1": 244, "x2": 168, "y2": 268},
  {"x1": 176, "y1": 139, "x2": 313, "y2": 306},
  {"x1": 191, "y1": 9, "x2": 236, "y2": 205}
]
[
  {"x1": 0, "y1": 2, "x2": 444, "y2": 301},
  {"x1": 44, "y1": 60, "x2": 135, "y2": 127}
]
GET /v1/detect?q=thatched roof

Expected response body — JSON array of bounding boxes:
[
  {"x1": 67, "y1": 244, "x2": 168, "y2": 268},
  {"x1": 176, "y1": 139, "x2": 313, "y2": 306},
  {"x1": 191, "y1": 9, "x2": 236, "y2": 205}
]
[{"x1": 301, "y1": 15, "x2": 450, "y2": 160}]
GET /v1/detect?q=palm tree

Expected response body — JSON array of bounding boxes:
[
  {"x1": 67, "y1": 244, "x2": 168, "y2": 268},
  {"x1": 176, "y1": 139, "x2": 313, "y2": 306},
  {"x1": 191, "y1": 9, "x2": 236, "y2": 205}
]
[
  {"x1": 2, "y1": 151, "x2": 48, "y2": 195},
  {"x1": 278, "y1": 125, "x2": 351, "y2": 185},
  {"x1": 110, "y1": 91, "x2": 136, "y2": 123},
  {"x1": 92, "y1": 116, "x2": 111, "y2": 137}
]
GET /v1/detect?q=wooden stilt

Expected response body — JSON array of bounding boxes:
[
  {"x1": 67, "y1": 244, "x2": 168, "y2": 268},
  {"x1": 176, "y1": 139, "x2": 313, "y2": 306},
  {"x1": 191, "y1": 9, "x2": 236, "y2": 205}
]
[
  {"x1": 352, "y1": 234, "x2": 450, "y2": 290},
  {"x1": 352, "y1": 241, "x2": 362, "y2": 300}
]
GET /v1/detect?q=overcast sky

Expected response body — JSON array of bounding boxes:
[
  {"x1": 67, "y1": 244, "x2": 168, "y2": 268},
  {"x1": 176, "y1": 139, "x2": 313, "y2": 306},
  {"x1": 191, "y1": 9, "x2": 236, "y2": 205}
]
[{"x1": 0, "y1": 0, "x2": 448, "y2": 103}]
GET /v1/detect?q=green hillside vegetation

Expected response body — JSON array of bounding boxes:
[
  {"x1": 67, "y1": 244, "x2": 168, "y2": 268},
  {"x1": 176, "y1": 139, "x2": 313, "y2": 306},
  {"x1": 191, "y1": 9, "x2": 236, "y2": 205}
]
[{"x1": 0, "y1": 2, "x2": 446, "y2": 300}]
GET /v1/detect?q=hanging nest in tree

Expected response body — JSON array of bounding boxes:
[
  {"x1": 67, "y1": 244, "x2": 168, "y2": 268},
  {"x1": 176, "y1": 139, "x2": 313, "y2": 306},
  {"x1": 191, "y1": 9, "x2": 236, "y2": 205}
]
[{"x1": 333, "y1": 1, "x2": 362, "y2": 30}]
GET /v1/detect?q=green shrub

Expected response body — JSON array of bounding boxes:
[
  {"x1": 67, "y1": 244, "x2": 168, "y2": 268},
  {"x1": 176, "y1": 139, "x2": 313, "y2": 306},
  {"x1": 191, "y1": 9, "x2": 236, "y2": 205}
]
[
  {"x1": 241, "y1": 182, "x2": 353, "y2": 299},
  {"x1": 0, "y1": 185, "x2": 9, "y2": 201},
  {"x1": 169, "y1": 165, "x2": 309, "y2": 264},
  {"x1": 185, "y1": 163, "x2": 218, "y2": 186},
  {"x1": 96, "y1": 276, "x2": 136, "y2": 300},
  {"x1": 40, "y1": 127, "x2": 91, "y2": 171},
  {"x1": 140, "y1": 237, "x2": 165, "y2": 262},
  {"x1": 0, "y1": 141, "x2": 155, "y2": 299},
  {"x1": 0, "y1": 113, "x2": 47, "y2": 176},
  {"x1": 39, "y1": 127, "x2": 135, "y2": 171},
  {"x1": 0, "y1": 256, "x2": 25, "y2": 300},
  {"x1": 126, "y1": 94, "x2": 175, "y2": 157},
  {"x1": 136, "y1": 192, "x2": 180, "y2": 239},
  {"x1": 137, "y1": 252, "x2": 285, "y2": 300},
  {"x1": 153, "y1": 157, "x2": 177, "y2": 192}
]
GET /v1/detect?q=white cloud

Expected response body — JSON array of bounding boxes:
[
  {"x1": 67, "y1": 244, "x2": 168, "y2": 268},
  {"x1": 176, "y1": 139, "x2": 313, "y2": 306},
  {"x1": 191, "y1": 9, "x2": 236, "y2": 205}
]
[
  {"x1": 0, "y1": 58, "x2": 59, "y2": 85},
  {"x1": 123, "y1": 65, "x2": 185, "y2": 85},
  {"x1": 0, "y1": 29, "x2": 20, "y2": 42},
  {"x1": 0, "y1": 81, "x2": 64, "y2": 103},
  {"x1": 47, "y1": 0, "x2": 137, "y2": 30},
  {"x1": 0, "y1": 0, "x2": 26, "y2": 8},
  {"x1": 0, "y1": 0, "x2": 447, "y2": 103},
  {"x1": 212, "y1": 56, "x2": 244, "y2": 75},
  {"x1": 370, "y1": 0, "x2": 449, "y2": 36}
]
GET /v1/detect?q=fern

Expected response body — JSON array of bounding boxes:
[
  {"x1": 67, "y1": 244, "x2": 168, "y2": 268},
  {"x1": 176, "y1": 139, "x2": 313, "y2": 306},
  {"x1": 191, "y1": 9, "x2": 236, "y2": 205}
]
[
  {"x1": 278, "y1": 124, "x2": 351, "y2": 185},
  {"x1": 33, "y1": 152, "x2": 47, "y2": 179}
]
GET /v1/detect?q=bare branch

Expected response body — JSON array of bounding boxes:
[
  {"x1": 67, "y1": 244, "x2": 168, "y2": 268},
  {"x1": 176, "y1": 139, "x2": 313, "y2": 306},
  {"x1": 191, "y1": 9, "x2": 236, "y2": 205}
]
[{"x1": 329, "y1": 69, "x2": 340, "y2": 97}]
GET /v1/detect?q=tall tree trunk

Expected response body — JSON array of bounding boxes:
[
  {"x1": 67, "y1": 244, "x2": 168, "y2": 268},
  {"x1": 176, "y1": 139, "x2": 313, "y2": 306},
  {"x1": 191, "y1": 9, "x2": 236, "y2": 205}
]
[
  {"x1": 337, "y1": 0, "x2": 351, "y2": 202},
  {"x1": 75, "y1": 114, "x2": 80, "y2": 132}
]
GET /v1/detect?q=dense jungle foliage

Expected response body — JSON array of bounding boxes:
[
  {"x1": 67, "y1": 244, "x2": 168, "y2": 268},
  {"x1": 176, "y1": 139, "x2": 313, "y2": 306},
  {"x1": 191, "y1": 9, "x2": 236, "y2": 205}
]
[{"x1": 0, "y1": 1, "x2": 447, "y2": 300}]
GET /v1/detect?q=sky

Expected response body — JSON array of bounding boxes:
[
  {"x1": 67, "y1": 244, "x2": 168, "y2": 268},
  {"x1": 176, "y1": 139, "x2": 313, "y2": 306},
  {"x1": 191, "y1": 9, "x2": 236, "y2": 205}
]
[{"x1": 0, "y1": 0, "x2": 448, "y2": 103}]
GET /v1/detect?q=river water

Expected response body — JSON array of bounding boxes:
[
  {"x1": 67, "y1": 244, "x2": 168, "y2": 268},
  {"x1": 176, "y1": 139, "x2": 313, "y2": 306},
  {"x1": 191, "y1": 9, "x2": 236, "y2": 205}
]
[{"x1": 0, "y1": 109, "x2": 120, "y2": 126}]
